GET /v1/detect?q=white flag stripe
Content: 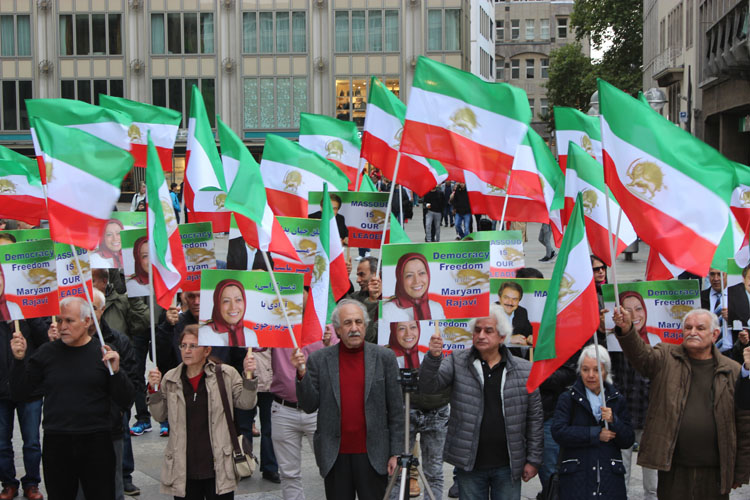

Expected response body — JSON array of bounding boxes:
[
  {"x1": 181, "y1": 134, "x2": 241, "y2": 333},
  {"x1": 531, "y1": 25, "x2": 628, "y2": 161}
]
[
  {"x1": 567, "y1": 175, "x2": 638, "y2": 245},
  {"x1": 557, "y1": 237, "x2": 593, "y2": 314},
  {"x1": 221, "y1": 155, "x2": 240, "y2": 193},
  {"x1": 46, "y1": 155, "x2": 119, "y2": 219},
  {"x1": 556, "y1": 130, "x2": 603, "y2": 163},
  {"x1": 129, "y1": 122, "x2": 178, "y2": 149},
  {"x1": 258, "y1": 205, "x2": 275, "y2": 250},
  {"x1": 602, "y1": 118, "x2": 728, "y2": 245},
  {"x1": 364, "y1": 103, "x2": 403, "y2": 149},
  {"x1": 407, "y1": 87, "x2": 527, "y2": 157},
  {"x1": 0, "y1": 175, "x2": 44, "y2": 198},
  {"x1": 260, "y1": 158, "x2": 331, "y2": 193},
  {"x1": 299, "y1": 134, "x2": 360, "y2": 168},
  {"x1": 186, "y1": 117, "x2": 223, "y2": 190},
  {"x1": 70, "y1": 122, "x2": 132, "y2": 151}
]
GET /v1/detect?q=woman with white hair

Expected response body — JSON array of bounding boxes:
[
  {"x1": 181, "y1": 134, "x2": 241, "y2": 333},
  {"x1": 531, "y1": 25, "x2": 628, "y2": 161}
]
[{"x1": 550, "y1": 344, "x2": 635, "y2": 500}]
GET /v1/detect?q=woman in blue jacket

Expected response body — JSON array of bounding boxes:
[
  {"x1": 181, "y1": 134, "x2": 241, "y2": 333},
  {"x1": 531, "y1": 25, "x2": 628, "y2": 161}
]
[{"x1": 551, "y1": 344, "x2": 634, "y2": 499}]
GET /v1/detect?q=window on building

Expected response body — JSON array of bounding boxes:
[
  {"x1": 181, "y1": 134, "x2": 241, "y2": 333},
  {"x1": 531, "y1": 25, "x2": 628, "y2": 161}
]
[
  {"x1": 369, "y1": 10, "x2": 382, "y2": 51},
  {"x1": 540, "y1": 19, "x2": 549, "y2": 40},
  {"x1": 150, "y1": 12, "x2": 214, "y2": 55},
  {"x1": 243, "y1": 77, "x2": 306, "y2": 129},
  {"x1": 525, "y1": 19, "x2": 534, "y2": 40},
  {"x1": 1, "y1": 80, "x2": 31, "y2": 130},
  {"x1": 541, "y1": 58, "x2": 549, "y2": 78},
  {"x1": 511, "y1": 59, "x2": 519, "y2": 79},
  {"x1": 152, "y1": 78, "x2": 215, "y2": 128},
  {"x1": 496, "y1": 59, "x2": 505, "y2": 80},
  {"x1": 60, "y1": 13, "x2": 122, "y2": 56},
  {"x1": 511, "y1": 19, "x2": 519, "y2": 40},
  {"x1": 490, "y1": 55, "x2": 493, "y2": 77},
  {"x1": 529, "y1": 98, "x2": 535, "y2": 116},
  {"x1": 427, "y1": 9, "x2": 460, "y2": 51},
  {"x1": 335, "y1": 11, "x2": 349, "y2": 51},
  {"x1": 60, "y1": 79, "x2": 123, "y2": 105},
  {"x1": 496, "y1": 20, "x2": 504, "y2": 41},
  {"x1": 445, "y1": 9, "x2": 460, "y2": 50},
  {"x1": 686, "y1": 0, "x2": 693, "y2": 48},
  {"x1": 557, "y1": 18, "x2": 567, "y2": 38},
  {"x1": 540, "y1": 98, "x2": 548, "y2": 118},
  {"x1": 335, "y1": 10, "x2": 399, "y2": 53},
  {"x1": 526, "y1": 58, "x2": 534, "y2": 78},
  {"x1": 0, "y1": 15, "x2": 31, "y2": 57}
]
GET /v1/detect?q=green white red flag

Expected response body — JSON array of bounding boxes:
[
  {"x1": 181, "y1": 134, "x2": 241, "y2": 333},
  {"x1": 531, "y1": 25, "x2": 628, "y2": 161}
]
[
  {"x1": 600, "y1": 79, "x2": 736, "y2": 276},
  {"x1": 299, "y1": 113, "x2": 363, "y2": 190},
  {"x1": 146, "y1": 132, "x2": 187, "y2": 309},
  {"x1": 99, "y1": 95, "x2": 181, "y2": 171},
  {"x1": 34, "y1": 117, "x2": 133, "y2": 249},
  {"x1": 554, "y1": 107, "x2": 602, "y2": 170},
  {"x1": 564, "y1": 142, "x2": 637, "y2": 265},
  {"x1": 0, "y1": 145, "x2": 47, "y2": 225},
  {"x1": 730, "y1": 162, "x2": 750, "y2": 229},
  {"x1": 260, "y1": 134, "x2": 349, "y2": 218},
  {"x1": 527, "y1": 194, "x2": 600, "y2": 393},
  {"x1": 26, "y1": 99, "x2": 132, "y2": 184},
  {"x1": 361, "y1": 76, "x2": 448, "y2": 196},
  {"x1": 400, "y1": 57, "x2": 530, "y2": 189},
  {"x1": 184, "y1": 85, "x2": 230, "y2": 232},
  {"x1": 218, "y1": 117, "x2": 300, "y2": 263}
]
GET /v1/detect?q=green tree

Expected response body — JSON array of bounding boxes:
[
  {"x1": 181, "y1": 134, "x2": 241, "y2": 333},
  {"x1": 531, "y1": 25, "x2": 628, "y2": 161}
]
[{"x1": 545, "y1": 42, "x2": 597, "y2": 113}]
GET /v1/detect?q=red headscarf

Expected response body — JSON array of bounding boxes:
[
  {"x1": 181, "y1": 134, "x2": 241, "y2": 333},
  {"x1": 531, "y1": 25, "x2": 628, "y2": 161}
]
[
  {"x1": 393, "y1": 253, "x2": 433, "y2": 320},
  {"x1": 132, "y1": 236, "x2": 149, "y2": 285},
  {"x1": 388, "y1": 321, "x2": 425, "y2": 369},
  {"x1": 0, "y1": 266, "x2": 10, "y2": 321},
  {"x1": 619, "y1": 290, "x2": 649, "y2": 343},
  {"x1": 210, "y1": 279, "x2": 247, "y2": 347},
  {"x1": 97, "y1": 219, "x2": 124, "y2": 268}
]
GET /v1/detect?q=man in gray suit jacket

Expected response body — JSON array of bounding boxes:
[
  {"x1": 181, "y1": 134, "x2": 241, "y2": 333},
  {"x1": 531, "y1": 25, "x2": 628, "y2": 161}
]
[{"x1": 293, "y1": 299, "x2": 404, "y2": 500}]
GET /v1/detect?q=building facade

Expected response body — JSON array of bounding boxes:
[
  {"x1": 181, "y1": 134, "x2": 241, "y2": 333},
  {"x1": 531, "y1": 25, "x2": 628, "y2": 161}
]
[
  {"x1": 493, "y1": 0, "x2": 588, "y2": 138},
  {"x1": 470, "y1": 0, "x2": 495, "y2": 81},
  {"x1": 0, "y1": 0, "x2": 469, "y2": 192}
]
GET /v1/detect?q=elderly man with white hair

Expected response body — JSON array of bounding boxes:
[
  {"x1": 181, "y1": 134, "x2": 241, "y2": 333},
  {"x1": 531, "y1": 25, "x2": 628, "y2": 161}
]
[
  {"x1": 419, "y1": 303, "x2": 543, "y2": 499},
  {"x1": 613, "y1": 306, "x2": 750, "y2": 499}
]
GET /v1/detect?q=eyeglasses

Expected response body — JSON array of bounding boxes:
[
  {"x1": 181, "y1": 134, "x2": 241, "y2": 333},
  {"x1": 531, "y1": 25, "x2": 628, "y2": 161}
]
[
  {"x1": 592, "y1": 266, "x2": 606, "y2": 272},
  {"x1": 179, "y1": 343, "x2": 199, "y2": 351}
]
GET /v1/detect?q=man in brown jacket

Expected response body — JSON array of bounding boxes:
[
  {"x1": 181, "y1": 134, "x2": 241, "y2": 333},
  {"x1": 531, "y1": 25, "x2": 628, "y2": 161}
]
[{"x1": 613, "y1": 306, "x2": 750, "y2": 499}]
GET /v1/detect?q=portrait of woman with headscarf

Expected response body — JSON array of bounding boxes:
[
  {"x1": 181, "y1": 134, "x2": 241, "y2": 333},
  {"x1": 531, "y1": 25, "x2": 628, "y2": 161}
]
[
  {"x1": 91, "y1": 219, "x2": 124, "y2": 269},
  {"x1": 125, "y1": 235, "x2": 150, "y2": 297},
  {"x1": 198, "y1": 279, "x2": 259, "y2": 348},
  {"x1": 382, "y1": 253, "x2": 446, "y2": 321},
  {"x1": 606, "y1": 290, "x2": 661, "y2": 351},
  {"x1": 0, "y1": 266, "x2": 22, "y2": 321},
  {"x1": 387, "y1": 320, "x2": 430, "y2": 369}
]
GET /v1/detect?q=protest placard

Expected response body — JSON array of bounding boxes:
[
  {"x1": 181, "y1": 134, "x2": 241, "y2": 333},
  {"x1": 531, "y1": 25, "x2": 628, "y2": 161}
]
[
  {"x1": 271, "y1": 216, "x2": 320, "y2": 286},
  {"x1": 90, "y1": 213, "x2": 146, "y2": 269},
  {"x1": 120, "y1": 228, "x2": 149, "y2": 298},
  {"x1": 53, "y1": 243, "x2": 92, "y2": 302},
  {"x1": 490, "y1": 278, "x2": 551, "y2": 344},
  {"x1": 381, "y1": 240, "x2": 490, "y2": 320},
  {"x1": 0, "y1": 228, "x2": 50, "y2": 243},
  {"x1": 198, "y1": 269, "x2": 304, "y2": 348},
  {"x1": 0, "y1": 239, "x2": 58, "y2": 319},
  {"x1": 308, "y1": 190, "x2": 390, "y2": 249},
  {"x1": 178, "y1": 222, "x2": 216, "y2": 291},
  {"x1": 602, "y1": 279, "x2": 700, "y2": 349},
  {"x1": 377, "y1": 317, "x2": 474, "y2": 363},
  {"x1": 465, "y1": 230, "x2": 525, "y2": 278}
]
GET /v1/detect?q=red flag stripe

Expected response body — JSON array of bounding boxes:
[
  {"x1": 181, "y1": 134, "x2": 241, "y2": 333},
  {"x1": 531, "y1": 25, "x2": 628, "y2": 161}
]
[
  {"x1": 265, "y1": 189, "x2": 307, "y2": 218},
  {"x1": 131, "y1": 144, "x2": 174, "y2": 171},
  {"x1": 47, "y1": 198, "x2": 107, "y2": 250}
]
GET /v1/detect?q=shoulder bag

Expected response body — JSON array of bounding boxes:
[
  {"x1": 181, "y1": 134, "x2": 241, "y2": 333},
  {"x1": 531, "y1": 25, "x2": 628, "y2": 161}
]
[{"x1": 215, "y1": 364, "x2": 257, "y2": 479}]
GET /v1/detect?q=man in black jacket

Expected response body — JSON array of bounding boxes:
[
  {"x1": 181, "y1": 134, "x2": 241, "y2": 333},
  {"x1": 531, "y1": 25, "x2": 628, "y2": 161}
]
[
  {"x1": 423, "y1": 186, "x2": 445, "y2": 242},
  {"x1": 449, "y1": 183, "x2": 471, "y2": 239}
]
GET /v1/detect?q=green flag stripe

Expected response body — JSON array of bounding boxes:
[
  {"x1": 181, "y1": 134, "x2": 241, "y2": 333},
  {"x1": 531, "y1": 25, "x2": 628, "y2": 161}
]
[
  {"x1": 0, "y1": 144, "x2": 37, "y2": 170},
  {"x1": 220, "y1": 117, "x2": 267, "y2": 222},
  {"x1": 0, "y1": 159, "x2": 41, "y2": 185},
  {"x1": 26, "y1": 98, "x2": 131, "y2": 126},
  {"x1": 299, "y1": 113, "x2": 361, "y2": 147},
  {"x1": 99, "y1": 95, "x2": 181, "y2": 125},
  {"x1": 527, "y1": 128, "x2": 564, "y2": 207},
  {"x1": 146, "y1": 133, "x2": 170, "y2": 269},
  {"x1": 189, "y1": 85, "x2": 226, "y2": 191},
  {"x1": 369, "y1": 76, "x2": 406, "y2": 120},
  {"x1": 553, "y1": 107, "x2": 602, "y2": 141},
  {"x1": 262, "y1": 135, "x2": 350, "y2": 188}
]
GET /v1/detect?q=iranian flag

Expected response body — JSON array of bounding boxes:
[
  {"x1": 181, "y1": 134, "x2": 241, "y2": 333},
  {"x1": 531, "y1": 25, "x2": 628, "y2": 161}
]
[
  {"x1": 465, "y1": 169, "x2": 548, "y2": 223},
  {"x1": 299, "y1": 113, "x2": 363, "y2": 190},
  {"x1": 260, "y1": 134, "x2": 349, "y2": 218},
  {"x1": 564, "y1": 142, "x2": 637, "y2": 265},
  {"x1": 26, "y1": 99, "x2": 132, "y2": 184},
  {"x1": 0, "y1": 146, "x2": 47, "y2": 225},
  {"x1": 146, "y1": 133, "x2": 187, "y2": 309},
  {"x1": 646, "y1": 250, "x2": 685, "y2": 281},
  {"x1": 731, "y1": 162, "x2": 750, "y2": 229},
  {"x1": 554, "y1": 106, "x2": 603, "y2": 170},
  {"x1": 527, "y1": 194, "x2": 600, "y2": 393},
  {"x1": 33, "y1": 117, "x2": 133, "y2": 249},
  {"x1": 184, "y1": 85, "x2": 230, "y2": 232},
  {"x1": 218, "y1": 117, "x2": 300, "y2": 263},
  {"x1": 361, "y1": 76, "x2": 448, "y2": 196},
  {"x1": 301, "y1": 183, "x2": 349, "y2": 344},
  {"x1": 99, "y1": 95, "x2": 181, "y2": 171},
  {"x1": 600, "y1": 78, "x2": 736, "y2": 276},
  {"x1": 400, "y1": 57, "x2": 530, "y2": 189}
]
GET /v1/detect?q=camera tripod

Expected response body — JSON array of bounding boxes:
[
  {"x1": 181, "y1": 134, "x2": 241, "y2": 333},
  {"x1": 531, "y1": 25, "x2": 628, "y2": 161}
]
[{"x1": 383, "y1": 369, "x2": 437, "y2": 500}]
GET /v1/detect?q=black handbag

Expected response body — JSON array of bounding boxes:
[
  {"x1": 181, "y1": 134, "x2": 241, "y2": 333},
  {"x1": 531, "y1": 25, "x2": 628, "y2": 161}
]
[{"x1": 215, "y1": 364, "x2": 257, "y2": 479}]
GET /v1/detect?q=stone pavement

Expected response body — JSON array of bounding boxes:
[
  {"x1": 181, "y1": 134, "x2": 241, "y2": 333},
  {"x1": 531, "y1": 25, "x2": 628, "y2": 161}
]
[{"x1": 10, "y1": 206, "x2": 750, "y2": 498}]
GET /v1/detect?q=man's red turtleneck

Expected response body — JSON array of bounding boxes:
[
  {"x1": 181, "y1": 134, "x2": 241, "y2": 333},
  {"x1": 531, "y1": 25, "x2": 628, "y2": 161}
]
[{"x1": 339, "y1": 342, "x2": 366, "y2": 453}]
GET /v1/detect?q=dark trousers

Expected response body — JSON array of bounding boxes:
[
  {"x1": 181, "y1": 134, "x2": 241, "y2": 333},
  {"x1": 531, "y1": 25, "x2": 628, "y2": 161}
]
[
  {"x1": 324, "y1": 453, "x2": 387, "y2": 500},
  {"x1": 174, "y1": 478, "x2": 233, "y2": 500},
  {"x1": 657, "y1": 465, "x2": 727, "y2": 500},
  {"x1": 121, "y1": 411, "x2": 134, "y2": 481},
  {"x1": 0, "y1": 398, "x2": 42, "y2": 488},
  {"x1": 131, "y1": 334, "x2": 151, "y2": 423},
  {"x1": 242, "y1": 392, "x2": 277, "y2": 473},
  {"x1": 43, "y1": 432, "x2": 115, "y2": 500}
]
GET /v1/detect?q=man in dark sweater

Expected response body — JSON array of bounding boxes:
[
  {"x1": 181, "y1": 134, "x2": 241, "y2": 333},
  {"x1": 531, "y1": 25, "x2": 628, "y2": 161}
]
[
  {"x1": 449, "y1": 183, "x2": 471, "y2": 239},
  {"x1": 423, "y1": 186, "x2": 445, "y2": 242},
  {"x1": 9, "y1": 296, "x2": 134, "y2": 500}
]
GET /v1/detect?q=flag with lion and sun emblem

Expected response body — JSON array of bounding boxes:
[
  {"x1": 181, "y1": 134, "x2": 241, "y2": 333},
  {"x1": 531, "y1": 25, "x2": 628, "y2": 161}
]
[
  {"x1": 0, "y1": 145, "x2": 47, "y2": 225},
  {"x1": 299, "y1": 113, "x2": 363, "y2": 190},
  {"x1": 554, "y1": 106, "x2": 603, "y2": 170}
]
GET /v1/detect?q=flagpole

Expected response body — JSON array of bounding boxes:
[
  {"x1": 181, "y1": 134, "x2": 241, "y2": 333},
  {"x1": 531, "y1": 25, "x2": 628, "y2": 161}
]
[
  {"x1": 499, "y1": 172, "x2": 513, "y2": 229},
  {"x1": 610, "y1": 206, "x2": 623, "y2": 304},
  {"x1": 147, "y1": 249, "x2": 158, "y2": 388},
  {"x1": 355, "y1": 164, "x2": 362, "y2": 193},
  {"x1": 71, "y1": 244, "x2": 113, "y2": 375},
  {"x1": 260, "y1": 251, "x2": 304, "y2": 370},
  {"x1": 720, "y1": 273, "x2": 729, "y2": 349},
  {"x1": 591, "y1": 331, "x2": 609, "y2": 430},
  {"x1": 399, "y1": 186, "x2": 404, "y2": 226},
  {"x1": 376, "y1": 152, "x2": 403, "y2": 276},
  {"x1": 604, "y1": 187, "x2": 620, "y2": 308}
]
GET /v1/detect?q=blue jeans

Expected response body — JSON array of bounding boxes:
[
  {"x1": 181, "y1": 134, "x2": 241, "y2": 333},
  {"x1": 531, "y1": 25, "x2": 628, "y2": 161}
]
[
  {"x1": 455, "y1": 465, "x2": 520, "y2": 500},
  {"x1": 538, "y1": 419, "x2": 559, "y2": 491},
  {"x1": 0, "y1": 398, "x2": 42, "y2": 488},
  {"x1": 455, "y1": 213, "x2": 472, "y2": 239}
]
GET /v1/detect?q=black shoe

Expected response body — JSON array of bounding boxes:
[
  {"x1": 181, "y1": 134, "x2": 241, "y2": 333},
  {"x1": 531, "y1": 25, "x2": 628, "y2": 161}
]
[
  {"x1": 448, "y1": 482, "x2": 459, "y2": 498},
  {"x1": 262, "y1": 471, "x2": 281, "y2": 484},
  {"x1": 539, "y1": 255, "x2": 551, "y2": 262},
  {"x1": 123, "y1": 481, "x2": 140, "y2": 496}
]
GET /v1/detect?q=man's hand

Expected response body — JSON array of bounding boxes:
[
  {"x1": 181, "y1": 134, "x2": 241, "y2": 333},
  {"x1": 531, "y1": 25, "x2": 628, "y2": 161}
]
[
  {"x1": 598, "y1": 308, "x2": 609, "y2": 333},
  {"x1": 721, "y1": 307, "x2": 728, "y2": 321},
  {"x1": 601, "y1": 406, "x2": 613, "y2": 423},
  {"x1": 368, "y1": 276, "x2": 382, "y2": 302},
  {"x1": 165, "y1": 306, "x2": 179, "y2": 326},
  {"x1": 521, "y1": 463, "x2": 538, "y2": 482},
  {"x1": 739, "y1": 330, "x2": 749, "y2": 346},
  {"x1": 599, "y1": 429, "x2": 617, "y2": 442},
  {"x1": 243, "y1": 350, "x2": 257, "y2": 376},
  {"x1": 148, "y1": 368, "x2": 162, "y2": 388},
  {"x1": 509, "y1": 333, "x2": 528, "y2": 346},
  {"x1": 428, "y1": 332, "x2": 443, "y2": 357},
  {"x1": 10, "y1": 331, "x2": 27, "y2": 360},
  {"x1": 743, "y1": 346, "x2": 750, "y2": 371},
  {"x1": 612, "y1": 306, "x2": 633, "y2": 332},
  {"x1": 290, "y1": 349, "x2": 307, "y2": 378},
  {"x1": 101, "y1": 345, "x2": 120, "y2": 374},
  {"x1": 387, "y1": 456, "x2": 398, "y2": 476},
  {"x1": 323, "y1": 324, "x2": 334, "y2": 346},
  {"x1": 47, "y1": 323, "x2": 60, "y2": 342}
]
